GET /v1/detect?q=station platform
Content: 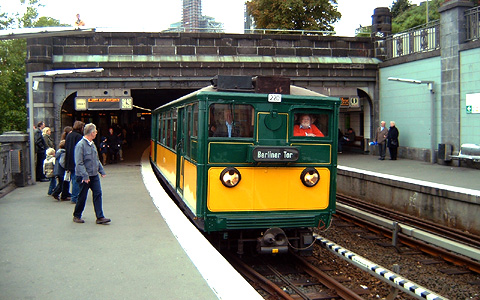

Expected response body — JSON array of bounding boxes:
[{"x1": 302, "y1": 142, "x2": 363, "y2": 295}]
[
  {"x1": 0, "y1": 142, "x2": 261, "y2": 300},
  {"x1": 337, "y1": 152, "x2": 480, "y2": 236},
  {"x1": 338, "y1": 152, "x2": 480, "y2": 191}
]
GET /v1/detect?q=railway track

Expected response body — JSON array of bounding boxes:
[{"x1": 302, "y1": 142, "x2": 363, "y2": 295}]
[
  {"x1": 224, "y1": 251, "x2": 365, "y2": 300},
  {"x1": 337, "y1": 194, "x2": 480, "y2": 248},
  {"x1": 336, "y1": 193, "x2": 480, "y2": 274}
]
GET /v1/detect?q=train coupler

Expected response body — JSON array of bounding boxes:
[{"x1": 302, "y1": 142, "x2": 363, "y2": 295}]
[{"x1": 257, "y1": 227, "x2": 288, "y2": 254}]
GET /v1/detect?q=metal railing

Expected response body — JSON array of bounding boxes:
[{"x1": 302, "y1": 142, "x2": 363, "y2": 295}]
[
  {"x1": 385, "y1": 20, "x2": 440, "y2": 60},
  {"x1": 466, "y1": 6, "x2": 480, "y2": 42},
  {"x1": 0, "y1": 143, "x2": 13, "y2": 190},
  {"x1": 244, "y1": 28, "x2": 335, "y2": 35}
]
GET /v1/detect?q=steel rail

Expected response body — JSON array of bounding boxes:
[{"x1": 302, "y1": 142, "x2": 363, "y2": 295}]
[
  {"x1": 337, "y1": 194, "x2": 480, "y2": 248},
  {"x1": 334, "y1": 210, "x2": 480, "y2": 274},
  {"x1": 291, "y1": 253, "x2": 364, "y2": 300},
  {"x1": 224, "y1": 252, "x2": 295, "y2": 300}
]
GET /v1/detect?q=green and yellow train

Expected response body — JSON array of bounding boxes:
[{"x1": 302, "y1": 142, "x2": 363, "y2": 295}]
[{"x1": 150, "y1": 76, "x2": 340, "y2": 254}]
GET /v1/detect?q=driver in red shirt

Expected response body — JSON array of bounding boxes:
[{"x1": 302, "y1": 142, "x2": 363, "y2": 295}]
[{"x1": 294, "y1": 114, "x2": 324, "y2": 137}]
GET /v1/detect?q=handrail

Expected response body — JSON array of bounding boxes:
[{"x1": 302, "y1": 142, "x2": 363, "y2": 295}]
[
  {"x1": 384, "y1": 20, "x2": 440, "y2": 60},
  {"x1": 465, "y1": 6, "x2": 480, "y2": 42}
]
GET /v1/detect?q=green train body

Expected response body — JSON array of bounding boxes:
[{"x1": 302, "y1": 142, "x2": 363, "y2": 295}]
[{"x1": 150, "y1": 76, "x2": 340, "y2": 254}]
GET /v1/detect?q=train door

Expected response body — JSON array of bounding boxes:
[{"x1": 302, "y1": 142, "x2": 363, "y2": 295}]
[{"x1": 176, "y1": 107, "x2": 186, "y2": 196}]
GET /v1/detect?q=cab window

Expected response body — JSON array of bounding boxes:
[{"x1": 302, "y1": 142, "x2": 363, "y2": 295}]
[
  {"x1": 293, "y1": 112, "x2": 329, "y2": 138},
  {"x1": 209, "y1": 104, "x2": 254, "y2": 138}
]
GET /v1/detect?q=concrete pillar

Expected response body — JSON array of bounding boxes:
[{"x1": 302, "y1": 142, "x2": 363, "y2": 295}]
[
  {"x1": 0, "y1": 131, "x2": 30, "y2": 186},
  {"x1": 26, "y1": 37, "x2": 55, "y2": 144},
  {"x1": 438, "y1": 0, "x2": 473, "y2": 152}
]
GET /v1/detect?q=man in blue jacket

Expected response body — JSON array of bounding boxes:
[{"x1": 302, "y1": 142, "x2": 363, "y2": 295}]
[{"x1": 72, "y1": 123, "x2": 111, "y2": 224}]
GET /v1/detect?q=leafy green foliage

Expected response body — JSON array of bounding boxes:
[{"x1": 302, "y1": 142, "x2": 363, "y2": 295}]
[
  {"x1": 246, "y1": 0, "x2": 341, "y2": 32},
  {"x1": 392, "y1": 0, "x2": 442, "y2": 33},
  {"x1": 390, "y1": 0, "x2": 412, "y2": 18},
  {"x1": 0, "y1": 0, "x2": 63, "y2": 134},
  {"x1": 0, "y1": 38, "x2": 27, "y2": 133}
]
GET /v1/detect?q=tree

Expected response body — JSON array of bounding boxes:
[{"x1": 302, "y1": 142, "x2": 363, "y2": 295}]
[
  {"x1": 246, "y1": 0, "x2": 341, "y2": 32},
  {"x1": 390, "y1": 0, "x2": 412, "y2": 19},
  {"x1": 391, "y1": 0, "x2": 443, "y2": 33},
  {"x1": 0, "y1": 0, "x2": 63, "y2": 134}
]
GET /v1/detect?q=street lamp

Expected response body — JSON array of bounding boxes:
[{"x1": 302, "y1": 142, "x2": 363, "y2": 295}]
[
  {"x1": 387, "y1": 77, "x2": 436, "y2": 164},
  {"x1": 28, "y1": 68, "x2": 104, "y2": 184}
]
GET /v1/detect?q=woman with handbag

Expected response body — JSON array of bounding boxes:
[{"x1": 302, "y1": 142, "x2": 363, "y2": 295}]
[{"x1": 387, "y1": 121, "x2": 399, "y2": 160}]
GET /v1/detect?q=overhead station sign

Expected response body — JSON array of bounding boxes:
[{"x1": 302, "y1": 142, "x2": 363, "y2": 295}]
[{"x1": 75, "y1": 97, "x2": 133, "y2": 111}]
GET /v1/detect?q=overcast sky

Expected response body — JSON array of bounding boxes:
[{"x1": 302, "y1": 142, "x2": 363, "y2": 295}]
[{"x1": 3, "y1": 0, "x2": 425, "y2": 37}]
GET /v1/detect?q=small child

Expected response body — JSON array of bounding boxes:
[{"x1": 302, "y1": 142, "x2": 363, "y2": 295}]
[
  {"x1": 99, "y1": 136, "x2": 108, "y2": 165},
  {"x1": 43, "y1": 148, "x2": 56, "y2": 196},
  {"x1": 51, "y1": 140, "x2": 69, "y2": 201}
]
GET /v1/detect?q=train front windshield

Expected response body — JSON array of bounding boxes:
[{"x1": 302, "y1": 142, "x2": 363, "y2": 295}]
[
  {"x1": 293, "y1": 112, "x2": 329, "y2": 138},
  {"x1": 209, "y1": 104, "x2": 254, "y2": 138}
]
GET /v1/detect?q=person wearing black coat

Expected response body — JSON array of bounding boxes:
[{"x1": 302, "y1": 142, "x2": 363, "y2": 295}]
[
  {"x1": 64, "y1": 121, "x2": 85, "y2": 204},
  {"x1": 387, "y1": 121, "x2": 399, "y2": 160},
  {"x1": 34, "y1": 121, "x2": 49, "y2": 182}
]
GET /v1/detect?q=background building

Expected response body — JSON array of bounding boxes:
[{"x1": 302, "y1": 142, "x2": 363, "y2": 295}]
[{"x1": 166, "y1": 0, "x2": 224, "y2": 33}]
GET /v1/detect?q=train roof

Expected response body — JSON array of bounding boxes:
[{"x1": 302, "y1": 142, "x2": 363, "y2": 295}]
[{"x1": 154, "y1": 84, "x2": 332, "y2": 112}]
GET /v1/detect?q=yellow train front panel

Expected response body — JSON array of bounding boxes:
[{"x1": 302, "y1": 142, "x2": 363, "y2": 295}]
[{"x1": 207, "y1": 167, "x2": 331, "y2": 212}]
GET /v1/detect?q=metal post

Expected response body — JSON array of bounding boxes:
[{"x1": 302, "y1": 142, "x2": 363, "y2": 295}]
[
  {"x1": 429, "y1": 83, "x2": 436, "y2": 164},
  {"x1": 426, "y1": 0, "x2": 429, "y2": 23},
  {"x1": 27, "y1": 74, "x2": 36, "y2": 184}
]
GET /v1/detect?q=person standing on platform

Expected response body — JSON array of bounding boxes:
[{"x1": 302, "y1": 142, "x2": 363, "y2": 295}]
[
  {"x1": 43, "y1": 148, "x2": 56, "y2": 195},
  {"x1": 72, "y1": 123, "x2": 110, "y2": 225},
  {"x1": 65, "y1": 121, "x2": 85, "y2": 204},
  {"x1": 43, "y1": 127, "x2": 54, "y2": 150},
  {"x1": 387, "y1": 121, "x2": 399, "y2": 160},
  {"x1": 375, "y1": 121, "x2": 388, "y2": 160},
  {"x1": 51, "y1": 140, "x2": 70, "y2": 201},
  {"x1": 34, "y1": 121, "x2": 49, "y2": 182}
]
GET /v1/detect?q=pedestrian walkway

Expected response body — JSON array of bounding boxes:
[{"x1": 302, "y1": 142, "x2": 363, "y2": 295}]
[
  {"x1": 338, "y1": 152, "x2": 480, "y2": 191},
  {"x1": 0, "y1": 141, "x2": 260, "y2": 300}
]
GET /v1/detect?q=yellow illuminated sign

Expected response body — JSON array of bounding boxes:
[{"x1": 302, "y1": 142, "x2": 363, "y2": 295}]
[
  {"x1": 74, "y1": 97, "x2": 132, "y2": 110},
  {"x1": 88, "y1": 98, "x2": 120, "y2": 102}
]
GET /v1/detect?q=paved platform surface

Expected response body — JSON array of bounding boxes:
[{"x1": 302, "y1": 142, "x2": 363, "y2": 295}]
[
  {"x1": 0, "y1": 142, "x2": 222, "y2": 300},
  {"x1": 338, "y1": 152, "x2": 480, "y2": 191}
]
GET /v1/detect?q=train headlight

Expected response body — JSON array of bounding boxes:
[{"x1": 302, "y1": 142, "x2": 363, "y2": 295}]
[
  {"x1": 300, "y1": 168, "x2": 319, "y2": 187},
  {"x1": 220, "y1": 167, "x2": 241, "y2": 188}
]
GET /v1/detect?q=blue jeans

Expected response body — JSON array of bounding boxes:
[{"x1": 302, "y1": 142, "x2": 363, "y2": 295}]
[
  {"x1": 73, "y1": 175, "x2": 105, "y2": 219},
  {"x1": 47, "y1": 177, "x2": 56, "y2": 195},
  {"x1": 70, "y1": 169, "x2": 79, "y2": 203}
]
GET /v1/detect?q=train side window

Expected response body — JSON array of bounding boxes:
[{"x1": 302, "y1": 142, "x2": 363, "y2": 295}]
[
  {"x1": 172, "y1": 109, "x2": 177, "y2": 149},
  {"x1": 186, "y1": 105, "x2": 192, "y2": 156},
  {"x1": 209, "y1": 104, "x2": 254, "y2": 138},
  {"x1": 157, "y1": 113, "x2": 163, "y2": 143},
  {"x1": 166, "y1": 111, "x2": 171, "y2": 148},
  {"x1": 161, "y1": 112, "x2": 166, "y2": 145},
  {"x1": 293, "y1": 112, "x2": 329, "y2": 138},
  {"x1": 192, "y1": 104, "x2": 198, "y2": 138}
]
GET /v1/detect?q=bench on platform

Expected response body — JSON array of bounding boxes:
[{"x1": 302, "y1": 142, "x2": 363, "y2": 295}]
[
  {"x1": 450, "y1": 144, "x2": 480, "y2": 163},
  {"x1": 343, "y1": 136, "x2": 366, "y2": 153}
]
